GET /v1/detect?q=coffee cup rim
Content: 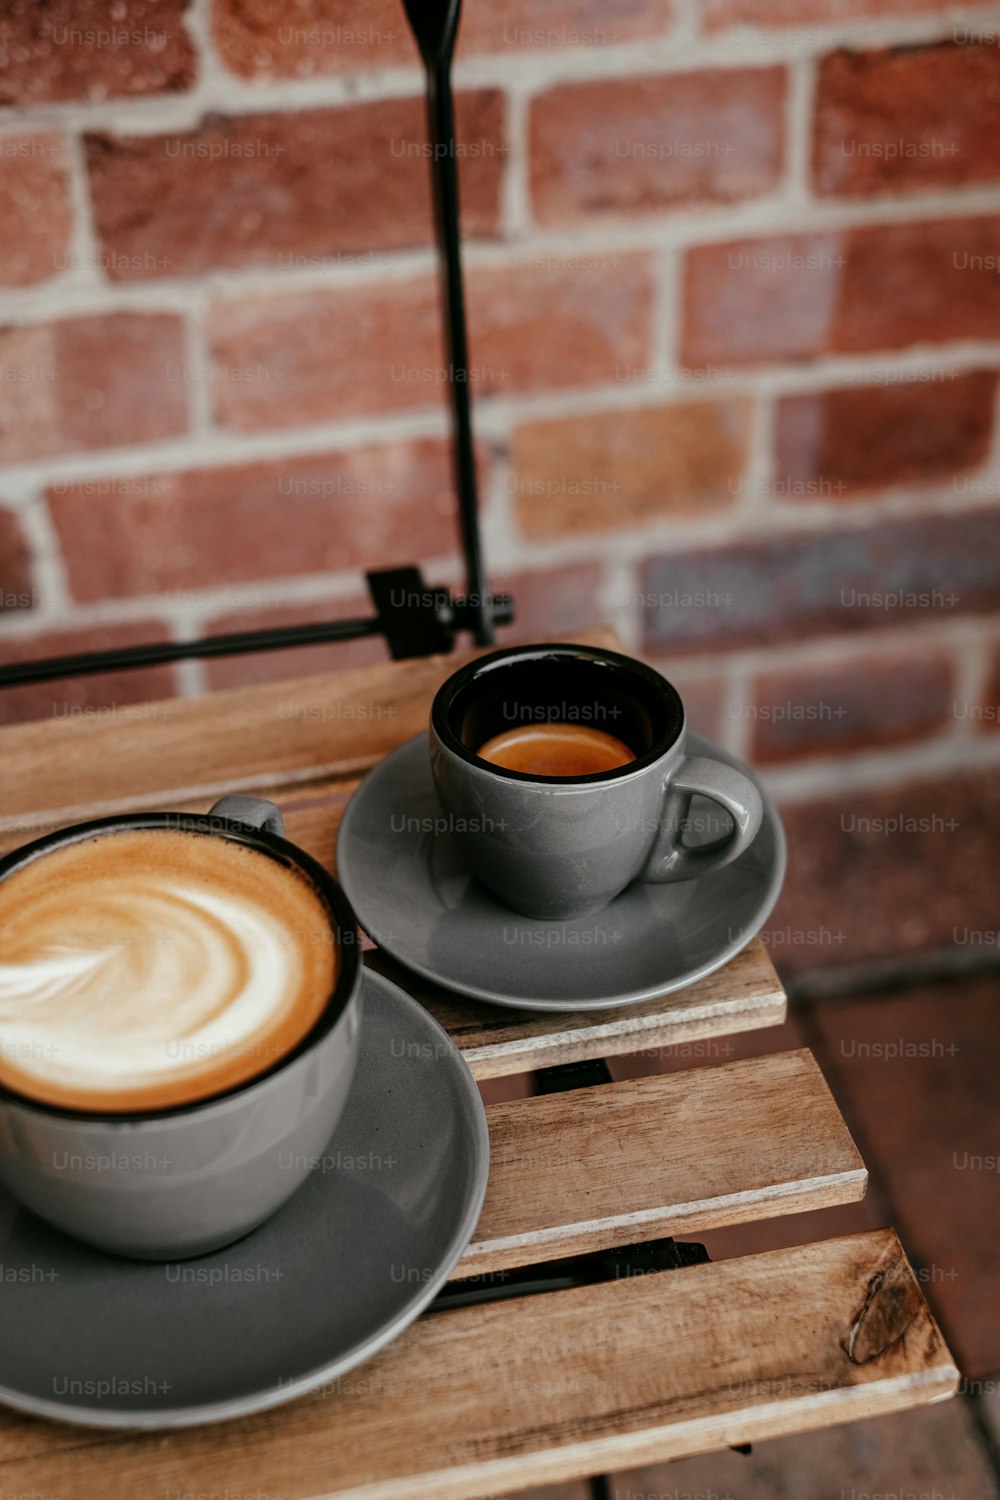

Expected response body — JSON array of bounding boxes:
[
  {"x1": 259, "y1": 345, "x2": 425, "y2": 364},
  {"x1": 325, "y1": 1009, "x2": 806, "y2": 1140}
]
[
  {"x1": 0, "y1": 811, "x2": 362, "y2": 1125},
  {"x1": 431, "y1": 642, "x2": 685, "y2": 785}
]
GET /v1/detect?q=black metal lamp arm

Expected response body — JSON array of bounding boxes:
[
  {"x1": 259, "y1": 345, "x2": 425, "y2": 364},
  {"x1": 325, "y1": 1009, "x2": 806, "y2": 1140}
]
[
  {"x1": 402, "y1": 0, "x2": 493, "y2": 647},
  {"x1": 0, "y1": 0, "x2": 508, "y2": 691}
]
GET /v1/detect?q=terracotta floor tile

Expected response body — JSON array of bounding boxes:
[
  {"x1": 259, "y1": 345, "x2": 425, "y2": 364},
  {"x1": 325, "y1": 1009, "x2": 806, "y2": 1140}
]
[
  {"x1": 981, "y1": 1374, "x2": 1000, "y2": 1446},
  {"x1": 689, "y1": 1191, "x2": 886, "y2": 1265},
  {"x1": 479, "y1": 1072, "x2": 539, "y2": 1106},
  {"x1": 810, "y1": 972, "x2": 1000, "y2": 1378},
  {"x1": 768, "y1": 767, "x2": 1000, "y2": 980},
  {"x1": 609, "y1": 1390, "x2": 999, "y2": 1499}
]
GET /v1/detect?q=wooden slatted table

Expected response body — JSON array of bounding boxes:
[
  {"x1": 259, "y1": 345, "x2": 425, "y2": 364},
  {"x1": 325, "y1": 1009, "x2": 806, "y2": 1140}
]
[{"x1": 0, "y1": 629, "x2": 958, "y2": 1498}]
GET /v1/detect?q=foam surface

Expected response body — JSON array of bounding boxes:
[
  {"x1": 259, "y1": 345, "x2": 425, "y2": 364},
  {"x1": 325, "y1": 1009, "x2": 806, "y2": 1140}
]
[{"x1": 0, "y1": 829, "x2": 338, "y2": 1112}]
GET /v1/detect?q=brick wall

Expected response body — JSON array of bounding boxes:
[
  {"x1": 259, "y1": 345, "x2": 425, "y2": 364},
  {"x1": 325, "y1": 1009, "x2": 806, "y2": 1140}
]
[{"x1": 3, "y1": 0, "x2": 1000, "y2": 985}]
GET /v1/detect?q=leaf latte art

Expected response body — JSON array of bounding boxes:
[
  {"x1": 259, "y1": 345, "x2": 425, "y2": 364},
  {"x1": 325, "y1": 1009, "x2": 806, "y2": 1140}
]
[{"x1": 0, "y1": 830, "x2": 337, "y2": 1112}]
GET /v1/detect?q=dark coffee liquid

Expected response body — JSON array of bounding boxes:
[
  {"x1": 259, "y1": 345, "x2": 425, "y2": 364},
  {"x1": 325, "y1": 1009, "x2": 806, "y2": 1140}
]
[{"x1": 477, "y1": 722, "x2": 636, "y2": 777}]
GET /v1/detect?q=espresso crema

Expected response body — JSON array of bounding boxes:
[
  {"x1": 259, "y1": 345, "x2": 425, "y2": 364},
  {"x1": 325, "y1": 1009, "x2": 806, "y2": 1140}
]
[
  {"x1": 0, "y1": 829, "x2": 337, "y2": 1113},
  {"x1": 477, "y1": 722, "x2": 636, "y2": 778}
]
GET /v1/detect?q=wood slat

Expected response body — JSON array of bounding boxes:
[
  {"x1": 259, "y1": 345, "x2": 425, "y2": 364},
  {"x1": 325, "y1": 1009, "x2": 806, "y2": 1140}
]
[
  {"x1": 0, "y1": 1230, "x2": 958, "y2": 1499},
  {"x1": 0, "y1": 629, "x2": 621, "y2": 833},
  {"x1": 459, "y1": 1048, "x2": 866, "y2": 1276},
  {"x1": 369, "y1": 943, "x2": 786, "y2": 1078},
  {"x1": 0, "y1": 693, "x2": 788, "y2": 1073}
]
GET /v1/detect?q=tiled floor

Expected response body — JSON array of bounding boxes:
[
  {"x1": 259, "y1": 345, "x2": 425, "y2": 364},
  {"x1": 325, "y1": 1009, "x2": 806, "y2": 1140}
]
[{"x1": 494, "y1": 967, "x2": 1000, "y2": 1499}]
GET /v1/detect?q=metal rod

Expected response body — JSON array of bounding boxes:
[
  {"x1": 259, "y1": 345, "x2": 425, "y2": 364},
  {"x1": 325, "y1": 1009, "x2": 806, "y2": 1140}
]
[
  {"x1": 402, "y1": 0, "x2": 493, "y2": 647},
  {"x1": 0, "y1": 616, "x2": 382, "y2": 687}
]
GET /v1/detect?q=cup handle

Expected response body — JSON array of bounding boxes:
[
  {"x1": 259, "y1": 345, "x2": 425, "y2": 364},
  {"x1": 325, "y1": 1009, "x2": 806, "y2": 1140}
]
[
  {"x1": 209, "y1": 795, "x2": 285, "y2": 837},
  {"x1": 640, "y1": 756, "x2": 763, "y2": 884}
]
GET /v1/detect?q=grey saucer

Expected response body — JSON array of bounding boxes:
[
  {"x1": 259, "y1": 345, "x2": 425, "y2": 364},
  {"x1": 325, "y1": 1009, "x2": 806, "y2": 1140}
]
[
  {"x1": 0, "y1": 969, "x2": 489, "y2": 1429},
  {"x1": 338, "y1": 731, "x2": 786, "y2": 1011}
]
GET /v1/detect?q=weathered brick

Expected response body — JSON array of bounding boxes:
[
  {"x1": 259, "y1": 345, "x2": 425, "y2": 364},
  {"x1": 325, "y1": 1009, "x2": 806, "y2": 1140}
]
[
  {"x1": 0, "y1": 0, "x2": 196, "y2": 106},
  {"x1": 207, "y1": 255, "x2": 653, "y2": 429},
  {"x1": 84, "y1": 93, "x2": 505, "y2": 279},
  {"x1": 682, "y1": 217, "x2": 1000, "y2": 366},
  {"x1": 0, "y1": 621, "x2": 176, "y2": 727},
  {"x1": 746, "y1": 649, "x2": 955, "y2": 763},
  {"x1": 0, "y1": 508, "x2": 33, "y2": 613},
  {"x1": 211, "y1": 0, "x2": 670, "y2": 78},
  {"x1": 640, "y1": 509, "x2": 1000, "y2": 652},
  {"x1": 0, "y1": 135, "x2": 72, "y2": 288},
  {"x1": 47, "y1": 441, "x2": 469, "y2": 601},
  {"x1": 530, "y1": 68, "x2": 785, "y2": 225},
  {"x1": 642, "y1": 661, "x2": 728, "y2": 740},
  {"x1": 813, "y1": 976, "x2": 1000, "y2": 1380},
  {"x1": 510, "y1": 400, "x2": 750, "y2": 539},
  {"x1": 704, "y1": 0, "x2": 995, "y2": 28},
  {"x1": 774, "y1": 371, "x2": 998, "y2": 497},
  {"x1": 975, "y1": 644, "x2": 1000, "y2": 733},
  {"x1": 492, "y1": 562, "x2": 607, "y2": 640},
  {"x1": 0, "y1": 314, "x2": 188, "y2": 463},
  {"x1": 771, "y1": 767, "x2": 1000, "y2": 977},
  {"x1": 814, "y1": 45, "x2": 1000, "y2": 197}
]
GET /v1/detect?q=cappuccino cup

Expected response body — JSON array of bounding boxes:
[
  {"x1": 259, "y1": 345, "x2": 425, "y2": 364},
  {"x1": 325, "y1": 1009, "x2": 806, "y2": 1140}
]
[
  {"x1": 431, "y1": 643, "x2": 764, "y2": 921},
  {"x1": 0, "y1": 796, "x2": 362, "y2": 1260}
]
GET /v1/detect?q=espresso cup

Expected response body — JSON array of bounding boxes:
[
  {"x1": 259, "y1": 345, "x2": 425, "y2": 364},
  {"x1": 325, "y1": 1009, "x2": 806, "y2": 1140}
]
[
  {"x1": 0, "y1": 796, "x2": 362, "y2": 1260},
  {"x1": 430, "y1": 644, "x2": 764, "y2": 921}
]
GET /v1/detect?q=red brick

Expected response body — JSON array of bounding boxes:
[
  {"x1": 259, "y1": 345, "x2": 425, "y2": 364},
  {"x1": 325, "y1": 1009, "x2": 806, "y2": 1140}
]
[
  {"x1": 202, "y1": 594, "x2": 387, "y2": 691},
  {"x1": 682, "y1": 216, "x2": 1000, "y2": 366},
  {"x1": 813, "y1": 975, "x2": 1000, "y2": 1377},
  {"x1": 0, "y1": 314, "x2": 188, "y2": 463},
  {"x1": 211, "y1": 0, "x2": 670, "y2": 78},
  {"x1": 747, "y1": 649, "x2": 955, "y2": 763},
  {"x1": 0, "y1": 508, "x2": 33, "y2": 613},
  {"x1": 84, "y1": 94, "x2": 505, "y2": 279},
  {"x1": 530, "y1": 68, "x2": 785, "y2": 225},
  {"x1": 460, "y1": 0, "x2": 671, "y2": 54},
  {"x1": 653, "y1": 669, "x2": 722, "y2": 744},
  {"x1": 770, "y1": 767, "x2": 1000, "y2": 977},
  {"x1": 47, "y1": 441, "x2": 469, "y2": 602},
  {"x1": 510, "y1": 400, "x2": 750, "y2": 539},
  {"x1": 705, "y1": 0, "x2": 995, "y2": 27},
  {"x1": 814, "y1": 45, "x2": 1000, "y2": 198},
  {"x1": 640, "y1": 508, "x2": 1000, "y2": 652},
  {"x1": 774, "y1": 371, "x2": 998, "y2": 497},
  {"x1": 493, "y1": 562, "x2": 607, "y2": 641},
  {"x1": 207, "y1": 255, "x2": 653, "y2": 429},
  {"x1": 977, "y1": 643, "x2": 1000, "y2": 733},
  {"x1": 0, "y1": 135, "x2": 72, "y2": 288},
  {"x1": 0, "y1": 621, "x2": 176, "y2": 727},
  {"x1": 0, "y1": 0, "x2": 196, "y2": 106}
]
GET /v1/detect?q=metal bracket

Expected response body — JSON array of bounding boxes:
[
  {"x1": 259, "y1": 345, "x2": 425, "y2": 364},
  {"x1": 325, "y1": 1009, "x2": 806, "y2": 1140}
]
[{"x1": 365, "y1": 566, "x2": 512, "y2": 661}]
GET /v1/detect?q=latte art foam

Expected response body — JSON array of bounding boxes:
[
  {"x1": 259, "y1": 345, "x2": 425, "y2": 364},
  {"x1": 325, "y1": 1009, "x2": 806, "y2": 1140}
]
[{"x1": 0, "y1": 829, "x2": 337, "y2": 1112}]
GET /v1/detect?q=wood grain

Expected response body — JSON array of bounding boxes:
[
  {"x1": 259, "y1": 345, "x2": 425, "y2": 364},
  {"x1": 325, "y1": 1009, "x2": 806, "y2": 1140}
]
[
  {"x1": 0, "y1": 1231, "x2": 957, "y2": 1499},
  {"x1": 369, "y1": 942, "x2": 786, "y2": 1078},
  {"x1": 0, "y1": 629, "x2": 621, "y2": 833},
  {"x1": 0, "y1": 635, "x2": 788, "y2": 1073},
  {"x1": 461, "y1": 1048, "x2": 866, "y2": 1275}
]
